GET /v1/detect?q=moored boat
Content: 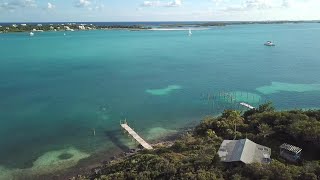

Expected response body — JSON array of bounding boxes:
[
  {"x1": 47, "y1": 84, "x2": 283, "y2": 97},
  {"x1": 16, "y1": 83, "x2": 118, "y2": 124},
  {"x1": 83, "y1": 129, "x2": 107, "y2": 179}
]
[{"x1": 264, "y1": 41, "x2": 275, "y2": 46}]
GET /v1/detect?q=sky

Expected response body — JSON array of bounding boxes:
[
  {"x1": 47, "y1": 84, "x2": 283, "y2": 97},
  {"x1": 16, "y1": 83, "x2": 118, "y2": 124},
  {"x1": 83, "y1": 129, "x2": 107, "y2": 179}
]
[{"x1": 0, "y1": 0, "x2": 320, "y2": 22}]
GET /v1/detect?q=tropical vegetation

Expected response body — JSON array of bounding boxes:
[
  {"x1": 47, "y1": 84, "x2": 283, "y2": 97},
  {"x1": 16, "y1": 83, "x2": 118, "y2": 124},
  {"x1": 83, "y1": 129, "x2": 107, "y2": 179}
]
[{"x1": 76, "y1": 102, "x2": 320, "y2": 180}]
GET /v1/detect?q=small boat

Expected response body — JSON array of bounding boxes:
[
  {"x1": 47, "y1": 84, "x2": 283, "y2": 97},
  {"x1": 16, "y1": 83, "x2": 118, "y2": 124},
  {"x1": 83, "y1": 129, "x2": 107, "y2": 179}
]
[
  {"x1": 264, "y1": 41, "x2": 275, "y2": 46},
  {"x1": 29, "y1": 32, "x2": 34, "y2": 36},
  {"x1": 188, "y1": 28, "x2": 192, "y2": 36}
]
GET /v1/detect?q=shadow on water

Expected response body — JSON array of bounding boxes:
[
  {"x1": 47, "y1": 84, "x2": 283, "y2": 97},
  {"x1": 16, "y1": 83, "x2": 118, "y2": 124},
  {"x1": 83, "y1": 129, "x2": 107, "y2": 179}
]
[{"x1": 104, "y1": 130, "x2": 130, "y2": 152}]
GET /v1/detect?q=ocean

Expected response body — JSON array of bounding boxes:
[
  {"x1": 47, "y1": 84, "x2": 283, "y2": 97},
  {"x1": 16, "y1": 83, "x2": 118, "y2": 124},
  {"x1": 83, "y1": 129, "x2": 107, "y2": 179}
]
[{"x1": 1, "y1": 22, "x2": 320, "y2": 179}]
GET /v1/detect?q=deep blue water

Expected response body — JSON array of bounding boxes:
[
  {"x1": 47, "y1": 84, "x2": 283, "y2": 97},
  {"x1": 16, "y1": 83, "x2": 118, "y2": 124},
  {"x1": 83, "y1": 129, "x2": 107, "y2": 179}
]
[{"x1": 1, "y1": 23, "x2": 320, "y2": 177}]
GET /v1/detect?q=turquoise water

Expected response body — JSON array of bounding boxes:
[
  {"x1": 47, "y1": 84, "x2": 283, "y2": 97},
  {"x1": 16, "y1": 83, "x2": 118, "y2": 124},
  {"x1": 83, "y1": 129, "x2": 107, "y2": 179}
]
[{"x1": 1, "y1": 23, "x2": 320, "y2": 178}]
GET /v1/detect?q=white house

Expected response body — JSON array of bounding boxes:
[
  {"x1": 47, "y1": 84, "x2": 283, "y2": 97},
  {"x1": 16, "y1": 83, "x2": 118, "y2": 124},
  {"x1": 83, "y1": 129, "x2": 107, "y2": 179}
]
[{"x1": 78, "y1": 25, "x2": 85, "y2": 30}]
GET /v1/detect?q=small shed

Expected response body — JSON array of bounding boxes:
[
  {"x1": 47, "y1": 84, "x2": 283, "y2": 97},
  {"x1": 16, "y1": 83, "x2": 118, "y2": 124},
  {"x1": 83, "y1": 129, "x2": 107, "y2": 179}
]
[
  {"x1": 279, "y1": 143, "x2": 302, "y2": 162},
  {"x1": 218, "y1": 139, "x2": 271, "y2": 164}
]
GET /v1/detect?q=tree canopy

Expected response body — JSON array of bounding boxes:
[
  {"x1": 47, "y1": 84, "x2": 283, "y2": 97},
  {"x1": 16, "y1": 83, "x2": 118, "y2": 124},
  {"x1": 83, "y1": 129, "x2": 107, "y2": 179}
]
[{"x1": 76, "y1": 103, "x2": 320, "y2": 180}]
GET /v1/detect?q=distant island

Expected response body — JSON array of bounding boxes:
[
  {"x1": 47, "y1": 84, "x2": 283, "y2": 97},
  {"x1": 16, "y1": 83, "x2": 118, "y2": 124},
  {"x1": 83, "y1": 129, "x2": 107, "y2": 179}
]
[
  {"x1": 69, "y1": 102, "x2": 320, "y2": 180},
  {"x1": 0, "y1": 23, "x2": 151, "y2": 33},
  {"x1": 1, "y1": 20, "x2": 319, "y2": 33}
]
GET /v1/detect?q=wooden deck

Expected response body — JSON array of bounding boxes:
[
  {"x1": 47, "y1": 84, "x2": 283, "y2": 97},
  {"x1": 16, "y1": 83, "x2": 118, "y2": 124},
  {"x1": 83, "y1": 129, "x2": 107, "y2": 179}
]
[
  {"x1": 121, "y1": 123, "x2": 153, "y2": 150},
  {"x1": 240, "y1": 102, "x2": 255, "y2": 110}
]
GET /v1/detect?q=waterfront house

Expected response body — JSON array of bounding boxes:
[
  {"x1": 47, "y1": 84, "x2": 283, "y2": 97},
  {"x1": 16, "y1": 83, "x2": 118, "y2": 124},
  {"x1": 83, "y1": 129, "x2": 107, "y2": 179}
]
[
  {"x1": 218, "y1": 139, "x2": 271, "y2": 164},
  {"x1": 12, "y1": 24, "x2": 18, "y2": 28},
  {"x1": 78, "y1": 25, "x2": 86, "y2": 30},
  {"x1": 64, "y1": 26, "x2": 74, "y2": 31},
  {"x1": 279, "y1": 143, "x2": 302, "y2": 162}
]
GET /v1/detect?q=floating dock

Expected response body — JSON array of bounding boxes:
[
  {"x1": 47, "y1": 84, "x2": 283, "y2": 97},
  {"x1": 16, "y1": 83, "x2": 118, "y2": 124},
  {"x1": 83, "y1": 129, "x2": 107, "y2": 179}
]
[
  {"x1": 240, "y1": 102, "x2": 255, "y2": 110},
  {"x1": 120, "y1": 120, "x2": 153, "y2": 150}
]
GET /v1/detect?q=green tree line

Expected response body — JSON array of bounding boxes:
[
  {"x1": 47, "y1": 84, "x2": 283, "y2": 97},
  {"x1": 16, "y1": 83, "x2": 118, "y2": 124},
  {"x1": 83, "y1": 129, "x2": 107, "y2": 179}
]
[{"x1": 75, "y1": 102, "x2": 320, "y2": 180}]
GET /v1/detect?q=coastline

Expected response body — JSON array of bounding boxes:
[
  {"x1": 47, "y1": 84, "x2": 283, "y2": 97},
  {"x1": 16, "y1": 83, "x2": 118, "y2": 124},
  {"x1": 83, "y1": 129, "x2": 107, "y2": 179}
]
[
  {"x1": 1, "y1": 20, "x2": 319, "y2": 34},
  {"x1": 0, "y1": 21, "x2": 317, "y2": 179},
  {"x1": 31, "y1": 123, "x2": 195, "y2": 180}
]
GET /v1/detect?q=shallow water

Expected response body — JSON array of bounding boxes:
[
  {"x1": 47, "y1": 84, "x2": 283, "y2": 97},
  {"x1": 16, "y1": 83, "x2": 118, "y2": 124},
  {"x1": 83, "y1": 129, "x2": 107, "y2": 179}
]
[{"x1": 1, "y1": 23, "x2": 320, "y2": 178}]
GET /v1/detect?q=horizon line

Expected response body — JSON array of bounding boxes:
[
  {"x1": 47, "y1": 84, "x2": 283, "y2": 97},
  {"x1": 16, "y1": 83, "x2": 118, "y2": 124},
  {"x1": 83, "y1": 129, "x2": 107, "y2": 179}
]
[{"x1": 1, "y1": 20, "x2": 320, "y2": 24}]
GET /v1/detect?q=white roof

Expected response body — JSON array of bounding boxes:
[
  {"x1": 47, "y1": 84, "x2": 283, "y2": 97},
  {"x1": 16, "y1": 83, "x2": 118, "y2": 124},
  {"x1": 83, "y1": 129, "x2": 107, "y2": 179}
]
[{"x1": 218, "y1": 139, "x2": 271, "y2": 164}]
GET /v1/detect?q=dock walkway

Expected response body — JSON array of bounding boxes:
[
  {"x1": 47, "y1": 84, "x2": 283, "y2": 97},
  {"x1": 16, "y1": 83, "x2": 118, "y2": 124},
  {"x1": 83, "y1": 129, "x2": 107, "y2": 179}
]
[
  {"x1": 240, "y1": 102, "x2": 255, "y2": 110},
  {"x1": 120, "y1": 121, "x2": 153, "y2": 150}
]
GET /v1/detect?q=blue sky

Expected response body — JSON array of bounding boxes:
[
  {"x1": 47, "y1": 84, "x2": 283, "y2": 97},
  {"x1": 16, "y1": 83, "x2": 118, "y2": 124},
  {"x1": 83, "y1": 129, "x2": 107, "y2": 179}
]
[{"x1": 0, "y1": 0, "x2": 320, "y2": 22}]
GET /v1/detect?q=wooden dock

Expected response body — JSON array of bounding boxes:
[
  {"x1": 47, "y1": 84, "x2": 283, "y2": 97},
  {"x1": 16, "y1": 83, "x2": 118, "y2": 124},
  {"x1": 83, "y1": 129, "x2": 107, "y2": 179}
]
[
  {"x1": 240, "y1": 102, "x2": 255, "y2": 110},
  {"x1": 120, "y1": 121, "x2": 153, "y2": 150}
]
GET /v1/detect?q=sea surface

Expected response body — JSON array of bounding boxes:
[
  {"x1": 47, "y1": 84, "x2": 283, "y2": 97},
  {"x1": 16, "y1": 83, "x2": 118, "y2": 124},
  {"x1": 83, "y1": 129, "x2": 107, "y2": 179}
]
[{"x1": 1, "y1": 23, "x2": 320, "y2": 179}]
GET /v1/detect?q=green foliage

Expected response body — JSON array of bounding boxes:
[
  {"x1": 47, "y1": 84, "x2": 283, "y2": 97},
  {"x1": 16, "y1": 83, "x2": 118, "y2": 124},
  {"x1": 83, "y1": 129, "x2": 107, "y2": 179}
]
[
  {"x1": 289, "y1": 119, "x2": 320, "y2": 144},
  {"x1": 258, "y1": 123, "x2": 274, "y2": 138},
  {"x1": 0, "y1": 24, "x2": 150, "y2": 33},
  {"x1": 258, "y1": 101, "x2": 275, "y2": 113},
  {"x1": 80, "y1": 103, "x2": 320, "y2": 180}
]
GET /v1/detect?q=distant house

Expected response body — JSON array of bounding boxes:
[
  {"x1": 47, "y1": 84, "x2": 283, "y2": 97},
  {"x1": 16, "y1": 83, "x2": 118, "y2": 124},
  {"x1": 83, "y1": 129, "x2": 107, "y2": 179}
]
[
  {"x1": 218, "y1": 139, "x2": 271, "y2": 164},
  {"x1": 12, "y1": 24, "x2": 18, "y2": 28},
  {"x1": 21, "y1": 24, "x2": 27, "y2": 26},
  {"x1": 280, "y1": 143, "x2": 302, "y2": 162},
  {"x1": 78, "y1": 25, "x2": 85, "y2": 30}
]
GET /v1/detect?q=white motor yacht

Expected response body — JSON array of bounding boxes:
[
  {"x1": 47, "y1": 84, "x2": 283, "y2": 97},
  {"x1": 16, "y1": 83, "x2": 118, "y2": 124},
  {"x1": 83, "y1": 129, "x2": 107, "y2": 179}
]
[{"x1": 264, "y1": 41, "x2": 275, "y2": 46}]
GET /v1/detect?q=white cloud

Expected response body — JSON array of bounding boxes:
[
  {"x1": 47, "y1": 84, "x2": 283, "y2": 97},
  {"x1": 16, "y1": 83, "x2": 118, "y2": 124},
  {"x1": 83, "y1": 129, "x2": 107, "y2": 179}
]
[
  {"x1": 75, "y1": 0, "x2": 91, "y2": 8},
  {"x1": 0, "y1": 0, "x2": 37, "y2": 9},
  {"x1": 142, "y1": 1, "x2": 160, "y2": 7},
  {"x1": 141, "y1": 0, "x2": 182, "y2": 7},
  {"x1": 47, "y1": 2, "x2": 55, "y2": 9},
  {"x1": 222, "y1": 0, "x2": 279, "y2": 11},
  {"x1": 166, "y1": 0, "x2": 182, "y2": 7},
  {"x1": 244, "y1": 0, "x2": 273, "y2": 9},
  {"x1": 0, "y1": 0, "x2": 37, "y2": 10},
  {"x1": 215, "y1": 0, "x2": 312, "y2": 12},
  {"x1": 24, "y1": 0, "x2": 37, "y2": 7}
]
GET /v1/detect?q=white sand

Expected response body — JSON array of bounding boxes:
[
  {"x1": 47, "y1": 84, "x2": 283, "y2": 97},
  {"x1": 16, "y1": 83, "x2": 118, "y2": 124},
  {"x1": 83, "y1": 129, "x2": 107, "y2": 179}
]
[
  {"x1": 0, "y1": 147, "x2": 90, "y2": 179},
  {"x1": 146, "y1": 85, "x2": 182, "y2": 96},
  {"x1": 146, "y1": 127, "x2": 177, "y2": 141},
  {"x1": 256, "y1": 82, "x2": 320, "y2": 94}
]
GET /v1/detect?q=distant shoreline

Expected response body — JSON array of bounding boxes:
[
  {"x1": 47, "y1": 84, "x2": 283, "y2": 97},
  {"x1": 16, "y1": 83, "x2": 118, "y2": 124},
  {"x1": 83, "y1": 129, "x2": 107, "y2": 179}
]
[{"x1": 1, "y1": 20, "x2": 319, "y2": 34}]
